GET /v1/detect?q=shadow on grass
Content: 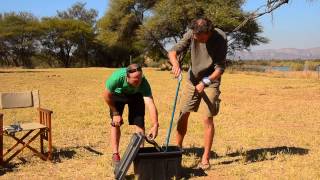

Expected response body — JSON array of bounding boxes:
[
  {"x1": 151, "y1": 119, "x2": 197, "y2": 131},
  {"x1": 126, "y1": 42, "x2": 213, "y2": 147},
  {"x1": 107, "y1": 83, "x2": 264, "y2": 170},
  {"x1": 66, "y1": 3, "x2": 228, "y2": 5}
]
[
  {"x1": 173, "y1": 147, "x2": 213, "y2": 178},
  {"x1": 180, "y1": 167, "x2": 207, "y2": 179},
  {"x1": 0, "y1": 145, "x2": 103, "y2": 176},
  {"x1": 0, "y1": 151, "x2": 62, "y2": 176},
  {"x1": 223, "y1": 146, "x2": 309, "y2": 164},
  {"x1": 0, "y1": 163, "x2": 18, "y2": 176},
  {"x1": 183, "y1": 146, "x2": 309, "y2": 166},
  {"x1": 52, "y1": 145, "x2": 103, "y2": 163},
  {"x1": 83, "y1": 146, "x2": 104, "y2": 155},
  {"x1": 183, "y1": 147, "x2": 219, "y2": 159},
  {"x1": 178, "y1": 146, "x2": 309, "y2": 177},
  {"x1": 125, "y1": 168, "x2": 207, "y2": 179},
  {"x1": 52, "y1": 147, "x2": 77, "y2": 163}
]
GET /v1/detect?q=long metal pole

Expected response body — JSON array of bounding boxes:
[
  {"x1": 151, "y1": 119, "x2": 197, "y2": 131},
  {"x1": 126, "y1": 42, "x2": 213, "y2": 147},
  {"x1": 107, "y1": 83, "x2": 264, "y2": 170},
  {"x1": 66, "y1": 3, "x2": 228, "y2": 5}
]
[{"x1": 165, "y1": 74, "x2": 182, "y2": 152}]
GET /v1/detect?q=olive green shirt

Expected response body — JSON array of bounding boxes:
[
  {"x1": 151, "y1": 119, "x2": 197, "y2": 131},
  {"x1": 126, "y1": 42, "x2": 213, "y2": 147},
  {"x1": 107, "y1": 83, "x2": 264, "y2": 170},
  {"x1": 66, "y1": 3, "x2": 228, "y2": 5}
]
[{"x1": 170, "y1": 28, "x2": 227, "y2": 85}]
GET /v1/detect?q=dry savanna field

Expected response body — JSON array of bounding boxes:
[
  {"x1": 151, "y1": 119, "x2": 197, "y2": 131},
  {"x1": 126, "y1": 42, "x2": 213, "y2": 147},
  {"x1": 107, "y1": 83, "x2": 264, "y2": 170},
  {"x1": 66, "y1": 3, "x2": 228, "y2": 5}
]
[{"x1": 0, "y1": 68, "x2": 319, "y2": 179}]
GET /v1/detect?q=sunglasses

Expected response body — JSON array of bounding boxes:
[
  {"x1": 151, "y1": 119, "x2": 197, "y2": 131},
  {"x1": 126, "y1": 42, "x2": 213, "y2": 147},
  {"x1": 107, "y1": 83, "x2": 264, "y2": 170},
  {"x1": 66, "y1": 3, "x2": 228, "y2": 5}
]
[{"x1": 127, "y1": 66, "x2": 142, "y2": 74}]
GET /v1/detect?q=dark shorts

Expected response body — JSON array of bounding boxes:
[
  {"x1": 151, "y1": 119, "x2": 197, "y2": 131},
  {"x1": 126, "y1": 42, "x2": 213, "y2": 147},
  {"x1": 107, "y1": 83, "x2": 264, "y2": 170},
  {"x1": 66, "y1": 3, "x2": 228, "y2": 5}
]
[{"x1": 110, "y1": 93, "x2": 145, "y2": 128}]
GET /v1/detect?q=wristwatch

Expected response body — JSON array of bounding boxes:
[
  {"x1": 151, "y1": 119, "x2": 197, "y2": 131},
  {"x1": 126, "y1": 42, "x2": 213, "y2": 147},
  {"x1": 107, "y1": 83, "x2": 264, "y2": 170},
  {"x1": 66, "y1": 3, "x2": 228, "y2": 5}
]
[{"x1": 201, "y1": 77, "x2": 212, "y2": 87}]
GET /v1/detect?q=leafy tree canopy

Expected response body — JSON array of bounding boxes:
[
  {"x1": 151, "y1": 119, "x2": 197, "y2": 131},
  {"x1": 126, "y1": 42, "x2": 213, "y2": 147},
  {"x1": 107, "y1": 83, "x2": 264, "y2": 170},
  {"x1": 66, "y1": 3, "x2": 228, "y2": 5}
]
[
  {"x1": 40, "y1": 17, "x2": 94, "y2": 67},
  {"x1": 57, "y1": 2, "x2": 98, "y2": 25},
  {"x1": 98, "y1": 0, "x2": 270, "y2": 64},
  {"x1": 0, "y1": 12, "x2": 41, "y2": 67}
]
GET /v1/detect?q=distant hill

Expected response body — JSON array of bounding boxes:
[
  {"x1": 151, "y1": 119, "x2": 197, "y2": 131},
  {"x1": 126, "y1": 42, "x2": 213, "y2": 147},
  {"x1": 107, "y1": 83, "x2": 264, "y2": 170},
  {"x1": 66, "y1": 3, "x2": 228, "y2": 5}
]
[{"x1": 231, "y1": 47, "x2": 320, "y2": 60}]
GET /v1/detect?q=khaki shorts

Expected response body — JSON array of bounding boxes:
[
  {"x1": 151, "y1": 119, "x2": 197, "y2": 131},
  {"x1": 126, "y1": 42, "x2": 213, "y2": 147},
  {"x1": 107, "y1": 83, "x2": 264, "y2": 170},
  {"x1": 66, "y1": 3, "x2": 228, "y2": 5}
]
[{"x1": 179, "y1": 80, "x2": 221, "y2": 117}]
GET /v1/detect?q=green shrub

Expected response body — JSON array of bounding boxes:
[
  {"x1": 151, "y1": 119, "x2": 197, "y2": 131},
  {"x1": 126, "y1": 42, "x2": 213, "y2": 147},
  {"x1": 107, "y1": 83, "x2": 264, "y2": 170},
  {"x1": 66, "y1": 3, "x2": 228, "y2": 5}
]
[{"x1": 290, "y1": 63, "x2": 304, "y2": 71}]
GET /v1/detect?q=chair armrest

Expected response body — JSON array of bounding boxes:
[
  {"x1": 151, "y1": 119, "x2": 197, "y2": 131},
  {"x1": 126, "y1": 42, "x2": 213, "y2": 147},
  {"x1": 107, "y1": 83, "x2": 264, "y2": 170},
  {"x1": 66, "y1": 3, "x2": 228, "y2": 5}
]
[
  {"x1": 37, "y1": 108, "x2": 53, "y2": 114},
  {"x1": 37, "y1": 108, "x2": 53, "y2": 128}
]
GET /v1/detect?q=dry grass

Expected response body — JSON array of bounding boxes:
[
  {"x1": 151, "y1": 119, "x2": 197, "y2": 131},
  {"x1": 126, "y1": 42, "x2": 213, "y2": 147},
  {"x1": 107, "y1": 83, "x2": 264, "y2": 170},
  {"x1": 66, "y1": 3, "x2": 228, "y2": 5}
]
[
  {"x1": 0, "y1": 68, "x2": 319, "y2": 179},
  {"x1": 229, "y1": 70, "x2": 320, "y2": 80}
]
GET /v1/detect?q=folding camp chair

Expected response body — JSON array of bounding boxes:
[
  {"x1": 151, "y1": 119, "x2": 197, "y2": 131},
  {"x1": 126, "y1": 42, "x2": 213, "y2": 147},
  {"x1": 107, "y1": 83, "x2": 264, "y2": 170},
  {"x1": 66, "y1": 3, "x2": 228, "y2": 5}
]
[{"x1": 0, "y1": 90, "x2": 53, "y2": 164}]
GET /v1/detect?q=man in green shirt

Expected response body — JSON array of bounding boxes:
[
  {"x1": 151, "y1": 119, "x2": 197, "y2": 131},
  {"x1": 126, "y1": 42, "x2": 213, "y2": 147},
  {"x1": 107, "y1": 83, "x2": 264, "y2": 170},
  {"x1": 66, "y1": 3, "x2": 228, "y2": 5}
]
[
  {"x1": 168, "y1": 18, "x2": 227, "y2": 170},
  {"x1": 103, "y1": 64, "x2": 159, "y2": 169}
]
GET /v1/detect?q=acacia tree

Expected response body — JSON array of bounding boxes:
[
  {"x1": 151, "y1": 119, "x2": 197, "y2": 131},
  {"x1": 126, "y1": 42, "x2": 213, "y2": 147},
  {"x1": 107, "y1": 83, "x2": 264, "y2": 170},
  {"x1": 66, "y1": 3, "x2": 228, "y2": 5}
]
[
  {"x1": 138, "y1": 0, "x2": 271, "y2": 60},
  {"x1": 57, "y1": 2, "x2": 98, "y2": 25},
  {"x1": 0, "y1": 12, "x2": 40, "y2": 67},
  {"x1": 57, "y1": 2, "x2": 98, "y2": 66},
  {"x1": 98, "y1": 0, "x2": 270, "y2": 63},
  {"x1": 0, "y1": 0, "x2": 293, "y2": 68},
  {"x1": 40, "y1": 18, "x2": 94, "y2": 67},
  {"x1": 97, "y1": 0, "x2": 157, "y2": 66}
]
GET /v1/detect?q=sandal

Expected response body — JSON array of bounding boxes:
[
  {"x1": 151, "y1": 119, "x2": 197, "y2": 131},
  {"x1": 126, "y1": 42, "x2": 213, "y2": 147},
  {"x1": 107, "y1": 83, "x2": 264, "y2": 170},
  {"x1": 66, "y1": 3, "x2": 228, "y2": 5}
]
[{"x1": 197, "y1": 162, "x2": 211, "y2": 170}]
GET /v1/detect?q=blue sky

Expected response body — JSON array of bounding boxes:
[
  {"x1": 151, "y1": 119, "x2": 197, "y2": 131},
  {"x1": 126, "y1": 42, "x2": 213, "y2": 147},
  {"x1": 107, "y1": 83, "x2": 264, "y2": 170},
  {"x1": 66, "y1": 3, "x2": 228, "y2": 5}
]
[
  {"x1": 1, "y1": 0, "x2": 319, "y2": 50},
  {"x1": 243, "y1": 0, "x2": 320, "y2": 50}
]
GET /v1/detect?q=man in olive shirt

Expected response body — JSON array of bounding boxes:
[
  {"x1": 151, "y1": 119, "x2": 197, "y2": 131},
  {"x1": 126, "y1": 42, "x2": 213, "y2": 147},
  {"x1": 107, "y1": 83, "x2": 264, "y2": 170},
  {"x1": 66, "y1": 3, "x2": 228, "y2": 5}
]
[
  {"x1": 168, "y1": 18, "x2": 227, "y2": 170},
  {"x1": 103, "y1": 64, "x2": 159, "y2": 168}
]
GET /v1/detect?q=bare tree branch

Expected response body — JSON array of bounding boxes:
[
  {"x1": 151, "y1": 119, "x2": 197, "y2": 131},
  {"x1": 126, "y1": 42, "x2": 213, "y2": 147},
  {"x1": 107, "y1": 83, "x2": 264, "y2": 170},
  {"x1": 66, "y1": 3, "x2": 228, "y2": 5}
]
[
  {"x1": 228, "y1": 0, "x2": 289, "y2": 52},
  {"x1": 231, "y1": 0, "x2": 289, "y2": 33},
  {"x1": 146, "y1": 30, "x2": 168, "y2": 56}
]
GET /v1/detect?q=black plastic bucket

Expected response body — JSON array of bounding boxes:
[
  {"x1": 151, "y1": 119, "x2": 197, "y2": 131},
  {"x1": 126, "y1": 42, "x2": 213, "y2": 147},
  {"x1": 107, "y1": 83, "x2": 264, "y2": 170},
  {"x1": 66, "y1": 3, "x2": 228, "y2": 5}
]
[{"x1": 133, "y1": 146, "x2": 182, "y2": 180}]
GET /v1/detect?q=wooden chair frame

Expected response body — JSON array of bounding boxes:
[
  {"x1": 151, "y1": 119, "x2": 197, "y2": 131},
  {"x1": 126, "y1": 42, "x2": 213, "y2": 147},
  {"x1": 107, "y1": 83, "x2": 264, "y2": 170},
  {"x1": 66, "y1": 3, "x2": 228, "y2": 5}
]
[{"x1": 0, "y1": 91, "x2": 53, "y2": 165}]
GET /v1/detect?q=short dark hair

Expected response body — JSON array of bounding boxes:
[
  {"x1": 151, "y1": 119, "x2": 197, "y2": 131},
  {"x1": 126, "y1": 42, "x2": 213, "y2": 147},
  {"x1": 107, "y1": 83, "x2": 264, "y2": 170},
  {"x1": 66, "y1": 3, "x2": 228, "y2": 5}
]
[
  {"x1": 188, "y1": 18, "x2": 214, "y2": 34},
  {"x1": 126, "y1": 63, "x2": 142, "y2": 76}
]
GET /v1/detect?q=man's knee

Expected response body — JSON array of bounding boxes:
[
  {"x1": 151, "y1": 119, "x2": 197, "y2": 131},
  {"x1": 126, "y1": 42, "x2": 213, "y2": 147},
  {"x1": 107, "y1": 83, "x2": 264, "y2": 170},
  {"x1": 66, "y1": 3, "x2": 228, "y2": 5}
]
[
  {"x1": 177, "y1": 111, "x2": 189, "y2": 123},
  {"x1": 176, "y1": 112, "x2": 190, "y2": 133},
  {"x1": 135, "y1": 125, "x2": 145, "y2": 133}
]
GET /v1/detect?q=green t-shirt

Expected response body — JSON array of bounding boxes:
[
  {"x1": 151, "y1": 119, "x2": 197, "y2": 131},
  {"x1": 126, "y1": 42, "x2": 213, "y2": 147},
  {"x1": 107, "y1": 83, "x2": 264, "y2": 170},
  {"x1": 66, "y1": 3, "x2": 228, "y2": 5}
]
[{"x1": 105, "y1": 68, "x2": 152, "y2": 97}]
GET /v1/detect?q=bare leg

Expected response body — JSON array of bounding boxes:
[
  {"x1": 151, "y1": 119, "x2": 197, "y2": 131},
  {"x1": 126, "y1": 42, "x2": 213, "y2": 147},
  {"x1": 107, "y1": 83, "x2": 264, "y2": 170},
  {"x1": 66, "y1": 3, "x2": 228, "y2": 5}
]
[
  {"x1": 202, "y1": 116, "x2": 215, "y2": 164},
  {"x1": 111, "y1": 126, "x2": 121, "y2": 154},
  {"x1": 176, "y1": 112, "x2": 190, "y2": 148}
]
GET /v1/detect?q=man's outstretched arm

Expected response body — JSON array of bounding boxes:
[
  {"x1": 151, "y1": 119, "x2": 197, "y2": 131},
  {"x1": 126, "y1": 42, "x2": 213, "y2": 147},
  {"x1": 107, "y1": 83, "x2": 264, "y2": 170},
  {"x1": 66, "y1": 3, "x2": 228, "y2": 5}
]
[
  {"x1": 168, "y1": 50, "x2": 181, "y2": 77},
  {"x1": 144, "y1": 96, "x2": 159, "y2": 139}
]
